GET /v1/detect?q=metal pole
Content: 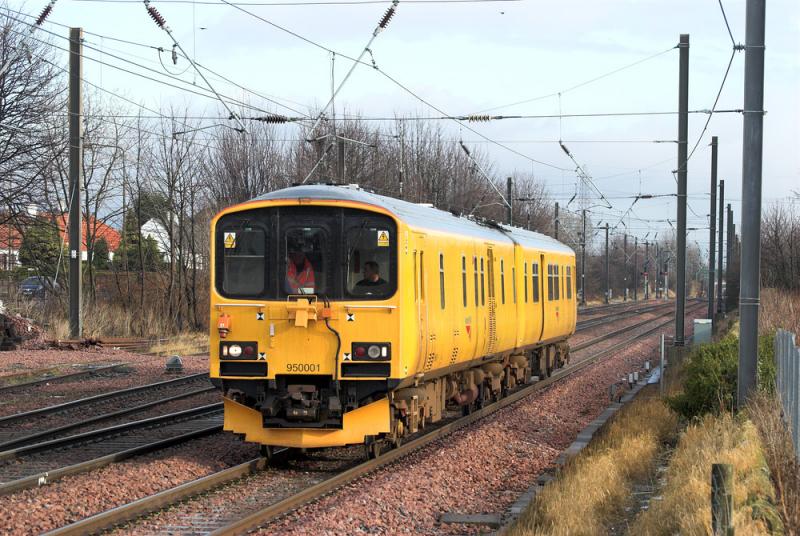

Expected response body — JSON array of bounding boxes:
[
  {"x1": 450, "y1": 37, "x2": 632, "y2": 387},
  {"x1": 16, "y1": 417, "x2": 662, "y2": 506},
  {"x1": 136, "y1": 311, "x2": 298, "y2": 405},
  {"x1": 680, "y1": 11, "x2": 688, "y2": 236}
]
[
  {"x1": 645, "y1": 240, "x2": 650, "y2": 300},
  {"x1": 660, "y1": 333, "x2": 665, "y2": 396},
  {"x1": 708, "y1": 136, "x2": 718, "y2": 321},
  {"x1": 738, "y1": 0, "x2": 766, "y2": 407},
  {"x1": 623, "y1": 234, "x2": 628, "y2": 301},
  {"x1": 727, "y1": 205, "x2": 733, "y2": 312},
  {"x1": 711, "y1": 463, "x2": 734, "y2": 536},
  {"x1": 717, "y1": 179, "x2": 725, "y2": 314},
  {"x1": 554, "y1": 202, "x2": 559, "y2": 240},
  {"x1": 605, "y1": 223, "x2": 610, "y2": 304},
  {"x1": 675, "y1": 33, "x2": 690, "y2": 346},
  {"x1": 398, "y1": 120, "x2": 405, "y2": 200},
  {"x1": 506, "y1": 177, "x2": 513, "y2": 225},
  {"x1": 580, "y1": 209, "x2": 586, "y2": 305},
  {"x1": 68, "y1": 28, "x2": 83, "y2": 340},
  {"x1": 655, "y1": 243, "x2": 660, "y2": 299},
  {"x1": 635, "y1": 237, "x2": 641, "y2": 302},
  {"x1": 336, "y1": 137, "x2": 345, "y2": 183}
]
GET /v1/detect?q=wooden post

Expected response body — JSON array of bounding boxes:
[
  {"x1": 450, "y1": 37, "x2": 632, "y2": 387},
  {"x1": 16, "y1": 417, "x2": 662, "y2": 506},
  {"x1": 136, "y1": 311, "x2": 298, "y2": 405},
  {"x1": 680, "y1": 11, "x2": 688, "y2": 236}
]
[{"x1": 711, "y1": 463, "x2": 734, "y2": 535}]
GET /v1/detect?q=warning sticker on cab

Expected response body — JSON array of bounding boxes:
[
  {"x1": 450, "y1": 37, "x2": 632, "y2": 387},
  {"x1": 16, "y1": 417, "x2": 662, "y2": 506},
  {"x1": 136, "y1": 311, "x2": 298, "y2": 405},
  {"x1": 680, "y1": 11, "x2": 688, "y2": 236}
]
[
  {"x1": 224, "y1": 232, "x2": 236, "y2": 249},
  {"x1": 377, "y1": 230, "x2": 390, "y2": 247}
]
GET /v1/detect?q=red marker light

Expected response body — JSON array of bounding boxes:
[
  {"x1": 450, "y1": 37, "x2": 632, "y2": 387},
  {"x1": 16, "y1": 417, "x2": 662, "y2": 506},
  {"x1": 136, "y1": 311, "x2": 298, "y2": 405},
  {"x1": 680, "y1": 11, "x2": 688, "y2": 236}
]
[
  {"x1": 354, "y1": 346, "x2": 367, "y2": 358},
  {"x1": 243, "y1": 345, "x2": 254, "y2": 356}
]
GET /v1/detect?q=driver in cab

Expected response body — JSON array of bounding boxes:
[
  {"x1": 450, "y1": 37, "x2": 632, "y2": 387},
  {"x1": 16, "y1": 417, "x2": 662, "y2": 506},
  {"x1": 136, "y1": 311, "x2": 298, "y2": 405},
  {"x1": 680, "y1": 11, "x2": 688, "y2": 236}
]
[
  {"x1": 356, "y1": 261, "x2": 387, "y2": 289},
  {"x1": 286, "y1": 241, "x2": 315, "y2": 294}
]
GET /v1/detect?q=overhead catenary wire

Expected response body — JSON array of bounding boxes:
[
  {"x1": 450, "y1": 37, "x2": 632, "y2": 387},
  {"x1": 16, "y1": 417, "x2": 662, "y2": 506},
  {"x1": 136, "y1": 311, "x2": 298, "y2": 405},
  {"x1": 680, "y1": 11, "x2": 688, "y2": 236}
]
[
  {"x1": 0, "y1": 4, "x2": 311, "y2": 116},
  {"x1": 0, "y1": 0, "x2": 57, "y2": 77},
  {"x1": 73, "y1": 0, "x2": 518, "y2": 4},
  {"x1": 0, "y1": 9, "x2": 302, "y2": 121},
  {"x1": 141, "y1": 0, "x2": 247, "y2": 132},
  {"x1": 473, "y1": 45, "x2": 678, "y2": 115},
  {"x1": 301, "y1": 0, "x2": 400, "y2": 141},
  {"x1": 212, "y1": 0, "x2": 570, "y2": 171}
]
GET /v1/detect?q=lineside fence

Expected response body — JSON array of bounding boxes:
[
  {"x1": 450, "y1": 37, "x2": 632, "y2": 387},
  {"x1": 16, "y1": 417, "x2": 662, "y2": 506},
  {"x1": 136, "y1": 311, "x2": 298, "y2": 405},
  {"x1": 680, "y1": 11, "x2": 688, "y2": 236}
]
[{"x1": 775, "y1": 329, "x2": 800, "y2": 460}]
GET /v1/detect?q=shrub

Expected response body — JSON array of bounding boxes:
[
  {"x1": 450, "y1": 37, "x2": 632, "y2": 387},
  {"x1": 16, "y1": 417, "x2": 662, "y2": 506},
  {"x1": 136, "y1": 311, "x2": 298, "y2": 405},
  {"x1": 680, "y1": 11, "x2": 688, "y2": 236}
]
[{"x1": 668, "y1": 331, "x2": 776, "y2": 418}]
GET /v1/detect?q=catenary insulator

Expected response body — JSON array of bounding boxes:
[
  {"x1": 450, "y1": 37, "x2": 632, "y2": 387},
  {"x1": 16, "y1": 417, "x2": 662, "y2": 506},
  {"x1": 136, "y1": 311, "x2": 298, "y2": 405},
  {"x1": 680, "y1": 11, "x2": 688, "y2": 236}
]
[
  {"x1": 378, "y1": 1, "x2": 398, "y2": 29},
  {"x1": 35, "y1": 2, "x2": 54, "y2": 26},
  {"x1": 146, "y1": 3, "x2": 168, "y2": 29}
]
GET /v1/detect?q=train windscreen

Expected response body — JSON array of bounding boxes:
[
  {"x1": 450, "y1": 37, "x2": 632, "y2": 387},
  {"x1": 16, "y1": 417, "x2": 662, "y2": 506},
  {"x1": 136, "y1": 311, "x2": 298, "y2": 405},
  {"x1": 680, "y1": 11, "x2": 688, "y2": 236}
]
[{"x1": 216, "y1": 206, "x2": 396, "y2": 300}]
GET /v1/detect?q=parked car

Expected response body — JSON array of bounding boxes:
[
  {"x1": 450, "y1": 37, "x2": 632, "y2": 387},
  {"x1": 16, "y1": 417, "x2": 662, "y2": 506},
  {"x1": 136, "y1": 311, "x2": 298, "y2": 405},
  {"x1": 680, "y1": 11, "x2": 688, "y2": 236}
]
[{"x1": 18, "y1": 276, "x2": 59, "y2": 299}]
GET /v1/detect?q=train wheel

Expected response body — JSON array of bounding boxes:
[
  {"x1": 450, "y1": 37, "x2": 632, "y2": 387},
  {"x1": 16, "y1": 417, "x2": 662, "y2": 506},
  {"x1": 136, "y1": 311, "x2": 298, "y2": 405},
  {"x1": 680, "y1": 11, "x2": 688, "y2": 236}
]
[{"x1": 367, "y1": 441, "x2": 382, "y2": 459}]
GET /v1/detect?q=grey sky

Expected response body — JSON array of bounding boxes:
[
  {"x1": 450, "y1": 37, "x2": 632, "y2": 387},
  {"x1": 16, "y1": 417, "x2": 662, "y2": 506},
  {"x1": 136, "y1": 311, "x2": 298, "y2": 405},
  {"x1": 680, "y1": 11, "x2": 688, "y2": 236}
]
[{"x1": 6, "y1": 0, "x2": 800, "y2": 254}]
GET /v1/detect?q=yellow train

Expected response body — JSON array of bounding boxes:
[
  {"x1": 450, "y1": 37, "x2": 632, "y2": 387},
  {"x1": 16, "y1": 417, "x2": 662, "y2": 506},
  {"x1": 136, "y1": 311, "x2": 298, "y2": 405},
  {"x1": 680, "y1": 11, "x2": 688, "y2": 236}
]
[{"x1": 210, "y1": 185, "x2": 576, "y2": 457}]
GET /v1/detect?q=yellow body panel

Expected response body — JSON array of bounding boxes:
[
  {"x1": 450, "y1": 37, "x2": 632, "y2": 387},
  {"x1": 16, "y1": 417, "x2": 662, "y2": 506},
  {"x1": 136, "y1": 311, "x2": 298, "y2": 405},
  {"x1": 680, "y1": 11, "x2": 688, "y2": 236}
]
[{"x1": 224, "y1": 396, "x2": 390, "y2": 448}]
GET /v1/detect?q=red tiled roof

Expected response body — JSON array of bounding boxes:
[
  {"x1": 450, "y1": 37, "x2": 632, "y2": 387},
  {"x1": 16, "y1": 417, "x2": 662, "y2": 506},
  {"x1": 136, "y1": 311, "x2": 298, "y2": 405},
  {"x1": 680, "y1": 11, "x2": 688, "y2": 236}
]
[
  {"x1": 54, "y1": 214, "x2": 121, "y2": 252},
  {"x1": 0, "y1": 224, "x2": 22, "y2": 250}
]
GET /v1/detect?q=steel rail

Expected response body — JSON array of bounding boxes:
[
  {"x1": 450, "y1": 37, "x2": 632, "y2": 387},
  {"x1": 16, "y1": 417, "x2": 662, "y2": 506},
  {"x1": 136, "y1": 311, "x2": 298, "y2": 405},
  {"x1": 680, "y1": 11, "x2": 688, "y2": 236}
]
[
  {"x1": 0, "y1": 402, "x2": 222, "y2": 462},
  {"x1": 0, "y1": 424, "x2": 222, "y2": 497},
  {"x1": 0, "y1": 372, "x2": 210, "y2": 426},
  {"x1": 0, "y1": 362, "x2": 129, "y2": 394},
  {"x1": 575, "y1": 301, "x2": 673, "y2": 330},
  {"x1": 50, "y1": 303, "x2": 703, "y2": 536},
  {"x1": 572, "y1": 303, "x2": 683, "y2": 351},
  {"x1": 0, "y1": 386, "x2": 215, "y2": 451}
]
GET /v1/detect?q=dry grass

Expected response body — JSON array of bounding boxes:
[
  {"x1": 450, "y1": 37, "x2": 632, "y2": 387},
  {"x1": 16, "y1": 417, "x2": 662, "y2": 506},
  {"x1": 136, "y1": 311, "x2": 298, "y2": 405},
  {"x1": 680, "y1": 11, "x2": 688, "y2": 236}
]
[
  {"x1": 630, "y1": 412, "x2": 781, "y2": 535},
  {"x1": 748, "y1": 392, "x2": 800, "y2": 534},
  {"x1": 760, "y1": 288, "x2": 800, "y2": 336},
  {"x1": 506, "y1": 398, "x2": 678, "y2": 536},
  {"x1": 149, "y1": 332, "x2": 209, "y2": 356},
  {"x1": 11, "y1": 298, "x2": 200, "y2": 341}
]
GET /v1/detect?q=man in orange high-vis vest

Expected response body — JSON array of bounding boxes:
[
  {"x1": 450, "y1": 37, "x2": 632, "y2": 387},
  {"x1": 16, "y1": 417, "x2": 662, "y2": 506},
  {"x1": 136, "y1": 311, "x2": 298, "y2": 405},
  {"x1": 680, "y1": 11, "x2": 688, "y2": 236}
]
[{"x1": 286, "y1": 249, "x2": 315, "y2": 294}]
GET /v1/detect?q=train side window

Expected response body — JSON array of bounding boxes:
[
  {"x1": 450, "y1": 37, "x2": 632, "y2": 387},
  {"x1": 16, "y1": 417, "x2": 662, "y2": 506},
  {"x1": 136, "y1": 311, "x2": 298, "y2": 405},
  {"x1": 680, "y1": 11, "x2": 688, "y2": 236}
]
[
  {"x1": 480, "y1": 257, "x2": 485, "y2": 306},
  {"x1": 524, "y1": 262, "x2": 528, "y2": 303},
  {"x1": 532, "y1": 262, "x2": 540, "y2": 303},
  {"x1": 461, "y1": 255, "x2": 467, "y2": 307},
  {"x1": 500, "y1": 259, "x2": 506, "y2": 305},
  {"x1": 473, "y1": 256, "x2": 479, "y2": 306},
  {"x1": 439, "y1": 253, "x2": 446, "y2": 310},
  {"x1": 547, "y1": 264, "x2": 554, "y2": 301},
  {"x1": 554, "y1": 265, "x2": 560, "y2": 300},
  {"x1": 512, "y1": 266, "x2": 517, "y2": 304},
  {"x1": 566, "y1": 266, "x2": 573, "y2": 299},
  {"x1": 222, "y1": 227, "x2": 266, "y2": 296}
]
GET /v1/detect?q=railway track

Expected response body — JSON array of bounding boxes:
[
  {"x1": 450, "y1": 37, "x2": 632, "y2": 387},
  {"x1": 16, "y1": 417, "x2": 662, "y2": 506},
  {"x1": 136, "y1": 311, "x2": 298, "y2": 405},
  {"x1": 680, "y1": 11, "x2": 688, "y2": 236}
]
[
  {"x1": 0, "y1": 362, "x2": 130, "y2": 396},
  {"x1": 0, "y1": 373, "x2": 214, "y2": 449},
  {"x1": 575, "y1": 299, "x2": 674, "y2": 331},
  {"x1": 47, "y1": 301, "x2": 705, "y2": 536},
  {"x1": 0, "y1": 402, "x2": 222, "y2": 496}
]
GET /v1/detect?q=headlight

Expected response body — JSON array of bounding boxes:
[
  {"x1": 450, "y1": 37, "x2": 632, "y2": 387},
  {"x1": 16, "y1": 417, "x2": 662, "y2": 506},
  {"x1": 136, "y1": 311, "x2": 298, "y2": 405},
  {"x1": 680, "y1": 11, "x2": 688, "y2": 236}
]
[
  {"x1": 228, "y1": 344, "x2": 242, "y2": 358},
  {"x1": 367, "y1": 345, "x2": 381, "y2": 359}
]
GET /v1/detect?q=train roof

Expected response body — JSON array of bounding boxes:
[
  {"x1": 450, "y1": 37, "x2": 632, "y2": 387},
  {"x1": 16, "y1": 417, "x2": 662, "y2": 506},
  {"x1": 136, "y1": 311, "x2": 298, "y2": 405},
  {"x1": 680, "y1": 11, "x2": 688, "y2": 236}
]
[{"x1": 253, "y1": 185, "x2": 575, "y2": 256}]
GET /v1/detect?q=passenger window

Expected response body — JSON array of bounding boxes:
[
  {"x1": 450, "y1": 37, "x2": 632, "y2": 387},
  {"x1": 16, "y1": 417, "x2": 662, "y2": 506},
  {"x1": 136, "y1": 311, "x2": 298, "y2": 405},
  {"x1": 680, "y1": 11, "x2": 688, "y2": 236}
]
[
  {"x1": 512, "y1": 266, "x2": 517, "y2": 304},
  {"x1": 547, "y1": 264, "x2": 554, "y2": 301},
  {"x1": 480, "y1": 257, "x2": 485, "y2": 306},
  {"x1": 554, "y1": 264, "x2": 560, "y2": 300},
  {"x1": 566, "y1": 266, "x2": 573, "y2": 299},
  {"x1": 461, "y1": 256, "x2": 467, "y2": 307},
  {"x1": 473, "y1": 256, "x2": 479, "y2": 306},
  {"x1": 439, "y1": 253, "x2": 446, "y2": 309},
  {"x1": 500, "y1": 259, "x2": 505, "y2": 305},
  {"x1": 532, "y1": 262, "x2": 540, "y2": 303},
  {"x1": 222, "y1": 227, "x2": 266, "y2": 296},
  {"x1": 345, "y1": 225, "x2": 391, "y2": 298},
  {"x1": 524, "y1": 262, "x2": 528, "y2": 303}
]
